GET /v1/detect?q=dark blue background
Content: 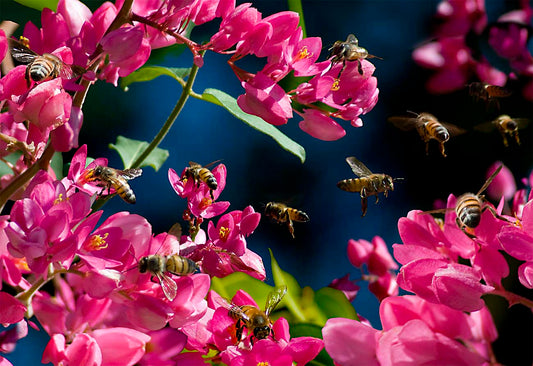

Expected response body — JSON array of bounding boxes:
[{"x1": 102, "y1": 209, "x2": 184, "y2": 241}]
[{"x1": 2, "y1": 0, "x2": 532, "y2": 364}]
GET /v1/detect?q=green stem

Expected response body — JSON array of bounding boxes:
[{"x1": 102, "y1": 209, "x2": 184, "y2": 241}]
[
  {"x1": 0, "y1": 144, "x2": 55, "y2": 212},
  {"x1": 130, "y1": 50, "x2": 205, "y2": 169}
]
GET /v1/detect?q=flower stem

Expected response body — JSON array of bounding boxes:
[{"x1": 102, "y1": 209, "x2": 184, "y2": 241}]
[
  {"x1": 490, "y1": 288, "x2": 533, "y2": 309},
  {"x1": 130, "y1": 50, "x2": 204, "y2": 169},
  {"x1": 0, "y1": 143, "x2": 55, "y2": 212}
]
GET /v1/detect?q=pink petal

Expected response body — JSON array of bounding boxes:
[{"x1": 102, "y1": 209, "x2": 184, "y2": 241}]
[
  {"x1": 92, "y1": 327, "x2": 150, "y2": 366},
  {"x1": 298, "y1": 109, "x2": 346, "y2": 141},
  {"x1": 0, "y1": 292, "x2": 26, "y2": 324}
]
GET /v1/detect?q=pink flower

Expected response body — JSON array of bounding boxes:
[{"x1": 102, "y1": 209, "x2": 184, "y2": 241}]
[
  {"x1": 297, "y1": 108, "x2": 346, "y2": 141},
  {"x1": 0, "y1": 321, "x2": 28, "y2": 354},
  {"x1": 323, "y1": 318, "x2": 380, "y2": 366},
  {"x1": 486, "y1": 162, "x2": 516, "y2": 201},
  {"x1": 237, "y1": 72, "x2": 293, "y2": 126},
  {"x1": 0, "y1": 30, "x2": 7, "y2": 61},
  {"x1": 92, "y1": 327, "x2": 150, "y2": 366},
  {"x1": 329, "y1": 274, "x2": 360, "y2": 302},
  {"x1": 42, "y1": 333, "x2": 101, "y2": 366},
  {"x1": 138, "y1": 328, "x2": 187, "y2": 365},
  {"x1": 0, "y1": 293, "x2": 26, "y2": 325}
]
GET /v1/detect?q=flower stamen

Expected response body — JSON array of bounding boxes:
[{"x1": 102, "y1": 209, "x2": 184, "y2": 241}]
[
  {"x1": 199, "y1": 197, "x2": 213, "y2": 210},
  {"x1": 219, "y1": 227, "x2": 231, "y2": 242},
  {"x1": 86, "y1": 233, "x2": 109, "y2": 251},
  {"x1": 296, "y1": 46, "x2": 312, "y2": 60}
]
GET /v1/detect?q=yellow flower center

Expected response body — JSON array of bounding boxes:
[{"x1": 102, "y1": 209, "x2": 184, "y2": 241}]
[
  {"x1": 12, "y1": 257, "x2": 30, "y2": 272},
  {"x1": 257, "y1": 362, "x2": 269, "y2": 366},
  {"x1": 296, "y1": 46, "x2": 312, "y2": 60},
  {"x1": 53, "y1": 193, "x2": 69, "y2": 205},
  {"x1": 199, "y1": 197, "x2": 213, "y2": 210},
  {"x1": 331, "y1": 79, "x2": 340, "y2": 91},
  {"x1": 219, "y1": 227, "x2": 231, "y2": 242},
  {"x1": 86, "y1": 233, "x2": 109, "y2": 251}
]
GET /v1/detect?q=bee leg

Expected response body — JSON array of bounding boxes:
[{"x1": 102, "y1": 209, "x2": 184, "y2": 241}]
[
  {"x1": 25, "y1": 67, "x2": 32, "y2": 88},
  {"x1": 287, "y1": 219, "x2": 295, "y2": 239},
  {"x1": 482, "y1": 205, "x2": 512, "y2": 224},
  {"x1": 514, "y1": 132, "x2": 520, "y2": 145},
  {"x1": 361, "y1": 197, "x2": 368, "y2": 217},
  {"x1": 357, "y1": 60, "x2": 363, "y2": 75},
  {"x1": 235, "y1": 320, "x2": 244, "y2": 342},
  {"x1": 439, "y1": 142, "x2": 447, "y2": 158},
  {"x1": 209, "y1": 189, "x2": 215, "y2": 200},
  {"x1": 375, "y1": 194, "x2": 380, "y2": 204},
  {"x1": 337, "y1": 60, "x2": 347, "y2": 79}
]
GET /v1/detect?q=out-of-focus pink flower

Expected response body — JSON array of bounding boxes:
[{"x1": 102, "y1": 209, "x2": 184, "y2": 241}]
[
  {"x1": 0, "y1": 293, "x2": 26, "y2": 325},
  {"x1": 0, "y1": 321, "x2": 28, "y2": 354},
  {"x1": 0, "y1": 30, "x2": 7, "y2": 61},
  {"x1": 329, "y1": 274, "x2": 360, "y2": 302},
  {"x1": 435, "y1": 0, "x2": 487, "y2": 36},
  {"x1": 92, "y1": 327, "x2": 150, "y2": 366},
  {"x1": 42, "y1": 333, "x2": 102, "y2": 366},
  {"x1": 138, "y1": 328, "x2": 187, "y2": 366},
  {"x1": 347, "y1": 238, "x2": 373, "y2": 268},
  {"x1": 485, "y1": 162, "x2": 517, "y2": 201},
  {"x1": 237, "y1": 72, "x2": 293, "y2": 126},
  {"x1": 322, "y1": 317, "x2": 379, "y2": 366}
]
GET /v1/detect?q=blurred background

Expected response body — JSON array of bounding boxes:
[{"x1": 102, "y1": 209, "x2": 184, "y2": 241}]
[{"x1": 2, "y1": 0, "x2": 533, "y2": 364}]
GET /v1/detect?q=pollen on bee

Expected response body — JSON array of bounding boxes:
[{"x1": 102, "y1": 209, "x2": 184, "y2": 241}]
[
  {"x1": 199, "y1": 197, "x2": 213, "y2": 210},
  {"x1": 331, "y1": 79, "x2": 340, "y2": 91},
  {"x1": 85, "y1": 233, "x2": 109, "y2": 251},
  {"x1": 219, "y1": 226, "x2": 231, "y2": 242},
  {"x1": 296, "y1": 46, "x2": 312, "y2": 60}
]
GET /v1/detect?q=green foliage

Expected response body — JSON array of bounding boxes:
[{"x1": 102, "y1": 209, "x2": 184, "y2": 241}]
[
  {"x1": 13, "y1": 0, "x2": 58, "y2": 11},
  {"x1": 109, "y1": 136, "x2": 169, "y2": 171},
  {"x1": 210, "y1": 272, "x2": 275, "y2": 303},
  {"x1": 200, "y1": 88, "x2": 306, "y2": 163},
  {"x1": 286, "y1": 0, "x2": 307, "y2": 38},
  {"x1": 50, "y1": 152, "x2": 64, "y2": 179},
  {"x1": 0, "y1": 152, "x2": 21, "y2": 177},
  {"x1": 270, "y1": 250, "x2": 357, "y2": 326},
  {"x1": 120, "y1": 66, "x2": 192, "y2": 90}
]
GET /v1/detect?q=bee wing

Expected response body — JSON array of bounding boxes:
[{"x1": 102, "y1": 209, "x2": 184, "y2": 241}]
[
  {"x1": 59, "y1": 64, "x2": 86, "y2": 80},
  {"x1": 513, "y1": 118, "x2": 530, "y2": 129},
  {"x1": 477, "y1": 165, "x2": 502, "y2": 196},
  {"x1": 201, "y1": 159, "x2": 222, "y2": 169},
  {"x1": 8, "y1": 38, "x2": 38, "y2": 63},
  {"x1": 346, "y1": 34, "x2": 358, "y2": 45},
  {"x1": 212, "y1": 296, "x2": 252, "y2": 322},
  {"x1": 264, "y1": 285, "x2": 287, "y2": 316},
  {"x1": 474, "y1": 121, "x2": 497, "y2": 133},
  {"x1": 440, "y1": 122, "x2": 467, "y2": 137},
  {"x1": 168, "y1": 222, "x2": 182, "y2": 239},
  {"x1": 156, "y1": 272, "x2": 177, "y2": 301},
  {"x1": 387, "y1": 116, "x2": 420, "y2": 131},
  {"x1": 188, "y1": 161, "x2": 201, "y2": 168},
  {"x1": 119, "y1": 168, "x2": 143, "y2": 180},
  {"x1": 345, "y1": 156, "x2": 373, "y2": 177}
]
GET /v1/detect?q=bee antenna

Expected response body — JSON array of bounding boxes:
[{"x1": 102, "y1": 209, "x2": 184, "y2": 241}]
[
  {"x1": 406, "y1": 110, "x2": 419, "y2": 117},
  {"x1": 393, "y1": 177, "x2": 405, "y2": 182}
]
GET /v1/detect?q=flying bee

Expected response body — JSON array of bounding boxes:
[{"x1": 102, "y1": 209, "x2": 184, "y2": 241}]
[
  {"x1": 388, "y1": 112, "x2": 466, "y2": 157},
  {"x1": 182, "y1": 161, "x2": 220, "y2": 199},
  {"x1": 8, "y1": 37, "x2": 85, "y2": 88},
  {"x1": 82, "y1": 165, "x2": 142, "y2": 204},
  {"x1": 337, "y1": 156, "x2": 400, "y2": 217},
  {"x1": 264, "y1": 202, "x2": 310, "y2": 239},
  {"x1": 217, "y1": 285, "x2": 287, "y2": 345},
  {"x1": 328, "y1": 34, "x2": 381, "y2": 77},
  {"x1": 474, "y1": 114, "x2": 530, "y2": 147},
  {"x1": 138, "y1": 254, "x2": 198, "y2": 301},
  {"x1": 425, "y1": 165, "x2": 510, "y2": 238},
  {"x1": 468, "y1": 82, "x2": 512, "y2": 109}
]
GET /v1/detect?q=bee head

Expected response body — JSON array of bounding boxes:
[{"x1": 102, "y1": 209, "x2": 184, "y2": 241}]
[
  {"x1": 138, "y1": 257, "x2": 148, "y2": 273},
  {"x1": 436, "y1": 129, "x2": 449, "y2": 142},
  {"x1": 254, "y1": 325, "x2": 271, "y2": 340},
  {"x1": 384, "y1": 176, "x2": 394, "y2": 191}
]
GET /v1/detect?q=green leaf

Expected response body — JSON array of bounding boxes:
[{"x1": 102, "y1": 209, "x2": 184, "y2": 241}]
[
  {"x1": 50, "y1": 152, "x2": 64, "y2": 179},
  {"x1": 13, "y1": 0, "x2": 57, "y2": 11},
  {"x1": 120, "y1": 66, "x2": 191, "y2": 90},
  {"x1": 0, "y1": 152, "x2": 21, "y2": 178},
  {"x1": 315, "y1": 287, "x2": 358, "y2": 321},
  {"x1": 210, "y1": 272, "x2": 274, "y2": 302},
  {"x1": 109, "y1": 136, "x2": 169, "y2": 171},
  {"x1": 200, "y1": 88, "x2": 306, "y2": 163},
  {"x1": 287, "y1": 0, "x2": 307, "y2": 38}
]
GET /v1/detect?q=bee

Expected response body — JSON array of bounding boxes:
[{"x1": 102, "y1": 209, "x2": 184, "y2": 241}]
[
  {"x1": 8, "y1": 37, "x2": 85, "y2": 88},
  {"x1": 219, "y1": 285, "x2": 287, "y2": 345},
  {"x1": 337, "y1": 156, "x2": 400, "y2": 217},
  {"x1": 264, "y1": 202, "x2": 310, "y2": 239},
  {"x1": 474, "y1": 114, "x2": 530, "y2": 147},
  {"x1": 388, "y1": 112, "x2": 466, "y2": 157},
  {"x1": 328, "y1": 34, "x2": 381, "y2": 77},
  {"x1": 138, "y1": 254, "x2": 198, "y2": 301},
  {"x1": 426, "y1": 165, "x2": 510, "y2": 238},
  {"x1": 182, "y1": 161, "x2": 220, "y2": 199},
  {"x1": 82, "y1": 165, "x2": 142, "y2": 204},
  {"x1": 468, "y1": 82, "x2": 512, "y2": 109}
]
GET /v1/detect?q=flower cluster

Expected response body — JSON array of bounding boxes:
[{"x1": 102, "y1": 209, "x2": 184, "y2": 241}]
[
  {"x1": 412, "y1": 0, "x2": 533, "y2": 99},
  {"x1": 0, "y1": 144, "x2": 323, "y2": 364},
  {"x1": 321, "y1": 162, "x2": 533, "y2": 365}
]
